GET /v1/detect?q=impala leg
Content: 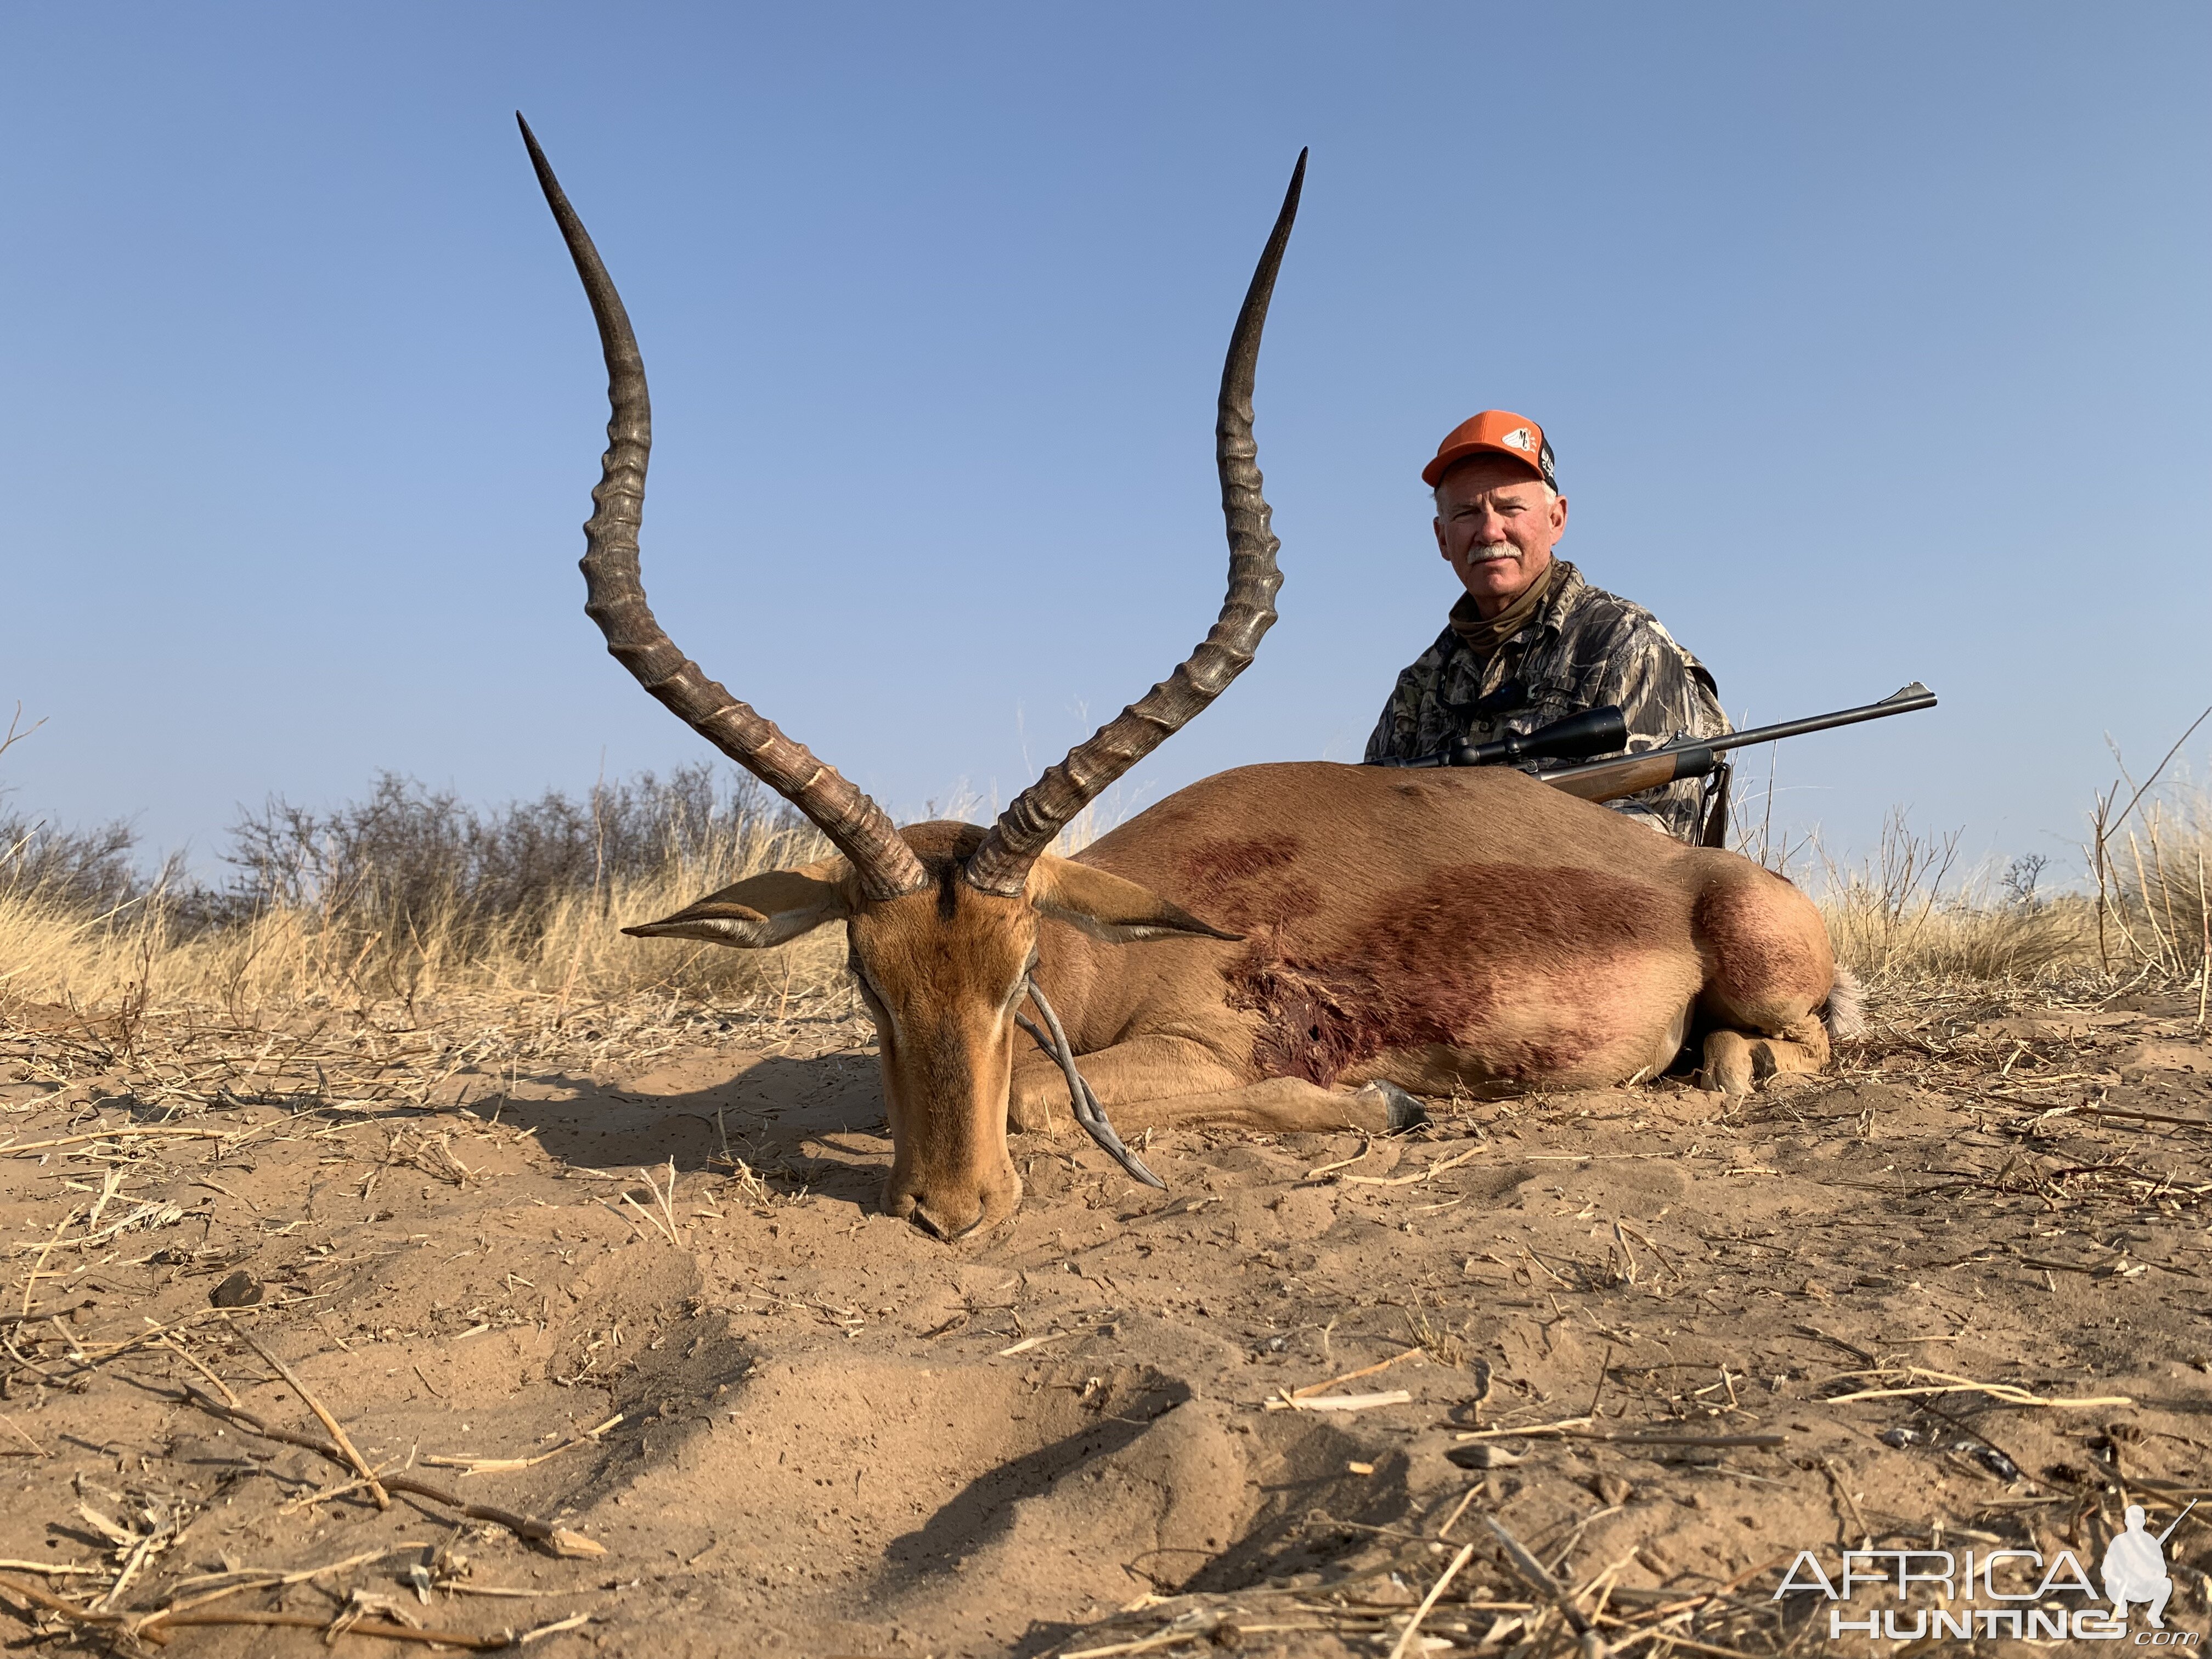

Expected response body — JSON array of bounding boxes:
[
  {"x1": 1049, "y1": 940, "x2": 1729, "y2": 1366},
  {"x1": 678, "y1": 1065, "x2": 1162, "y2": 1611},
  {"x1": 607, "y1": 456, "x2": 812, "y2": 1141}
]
[
  {"x1": 1109, "y1": 1076, "x2": 1412, "y2": 1135},
  {"x1": 1009, "y1": 1034, "x2": 1245, "y2": 1133},
  {"x1": 1692, "y1": 859, "x2": 1839, "y2": 1094},
  {"x1": 1009, "y1": 1034, "x2": 1406, "y2": 1136},
  {"x1": 1700, "y1": 1016, "x2": 1831, "y2": 1095}
]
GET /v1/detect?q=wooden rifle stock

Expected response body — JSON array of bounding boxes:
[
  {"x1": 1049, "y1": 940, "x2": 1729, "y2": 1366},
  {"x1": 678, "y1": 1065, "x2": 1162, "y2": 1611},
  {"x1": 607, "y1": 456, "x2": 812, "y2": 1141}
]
[{"x1": 1545, "y1": 748, "x2": 1709, "y2": 803}]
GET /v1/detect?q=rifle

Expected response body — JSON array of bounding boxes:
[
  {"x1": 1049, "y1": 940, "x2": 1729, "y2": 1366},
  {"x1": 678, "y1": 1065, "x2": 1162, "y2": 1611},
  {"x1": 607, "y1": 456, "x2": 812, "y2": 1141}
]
[
  {"x1": 2156, "y1": 1498, "x2": 2197, "y2": 1546},
  {"x1": 1370, "y1": 682, "x2": 1938, "y2": 807}
]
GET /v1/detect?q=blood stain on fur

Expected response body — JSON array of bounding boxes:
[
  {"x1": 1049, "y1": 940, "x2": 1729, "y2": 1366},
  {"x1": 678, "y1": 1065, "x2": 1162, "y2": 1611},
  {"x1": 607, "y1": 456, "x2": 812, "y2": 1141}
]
[
  {"x1": 1226, "y1": 864, "x2": 1682, "y2": 1086},
  {"x1": 1176, "y1": 835, "x2": 1319, "y2": 939}
]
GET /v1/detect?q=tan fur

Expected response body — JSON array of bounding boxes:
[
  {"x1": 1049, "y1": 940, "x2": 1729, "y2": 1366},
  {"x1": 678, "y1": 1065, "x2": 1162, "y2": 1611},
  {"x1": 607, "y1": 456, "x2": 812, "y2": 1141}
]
[{"x1": 643, "y1": 762, "x2": 1846, "y2": 1233}]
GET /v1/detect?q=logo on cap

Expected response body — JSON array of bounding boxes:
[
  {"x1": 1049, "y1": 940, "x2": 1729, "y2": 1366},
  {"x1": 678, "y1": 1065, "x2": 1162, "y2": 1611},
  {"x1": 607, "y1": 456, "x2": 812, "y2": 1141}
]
[{"x1": 1500, "y1": 427, "x2": 1537, "y2": 453}]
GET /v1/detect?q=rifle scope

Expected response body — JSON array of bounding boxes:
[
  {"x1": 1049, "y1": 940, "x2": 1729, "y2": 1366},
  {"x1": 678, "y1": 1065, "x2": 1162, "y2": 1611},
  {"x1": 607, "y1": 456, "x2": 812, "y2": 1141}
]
[{"x1": 1447, "y1": 705, "x2": 1628, "y2": 769}]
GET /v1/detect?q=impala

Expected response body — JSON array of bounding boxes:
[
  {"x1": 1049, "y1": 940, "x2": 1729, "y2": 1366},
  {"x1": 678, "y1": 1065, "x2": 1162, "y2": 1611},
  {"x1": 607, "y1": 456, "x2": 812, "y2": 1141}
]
[{"x1": 520, "y1": 119, "x2": 1858, "y2": 1240}]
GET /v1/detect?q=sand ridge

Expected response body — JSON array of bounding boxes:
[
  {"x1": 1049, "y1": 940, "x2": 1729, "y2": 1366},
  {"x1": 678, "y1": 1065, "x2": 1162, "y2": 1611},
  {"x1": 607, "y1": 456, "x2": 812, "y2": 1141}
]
[{"x1": 1, "y1": 981, "x2": 2208, "y2": 1656}]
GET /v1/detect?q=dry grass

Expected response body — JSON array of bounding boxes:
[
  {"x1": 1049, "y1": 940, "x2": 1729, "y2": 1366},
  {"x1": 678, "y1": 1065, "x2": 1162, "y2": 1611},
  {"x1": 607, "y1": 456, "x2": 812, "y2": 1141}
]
[
  {"x1": 1731, "y1": 725, "x2": 2211, "y2": 1007},
  {"x1": 5, "y1": 733, "x2": 2209, "y2": 1036},
  {"x1": 0, "y1": 767, "x2": 855, "y2": 1028},
  {"x1": 1809, "y1": 808, "x2": 2093, "y2": 988},
  {"x1": 0, "y1": 761, "x2": 1135, "y2": 1037},
  {"x1": 2089, "y1": 715, "x2": 2212, "y2": 988},
  {"x1": 0, "y1": 843, "x2": 853, "y2": 1018}
]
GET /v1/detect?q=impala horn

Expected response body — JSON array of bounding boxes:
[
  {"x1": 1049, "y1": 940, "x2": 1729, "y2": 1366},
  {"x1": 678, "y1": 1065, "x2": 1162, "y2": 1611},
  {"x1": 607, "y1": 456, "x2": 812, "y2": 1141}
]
[
  {"x1": 962, "y1": 151, "x2": 1305, "y2": 898},
  {"x1": 519, "y1": 114, "x2": 928, "y2": 902}
]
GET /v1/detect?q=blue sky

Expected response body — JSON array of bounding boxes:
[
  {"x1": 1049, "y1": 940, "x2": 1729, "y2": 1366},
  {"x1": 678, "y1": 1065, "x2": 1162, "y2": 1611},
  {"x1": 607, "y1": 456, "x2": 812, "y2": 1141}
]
[{"x1": 3, "y1": 3, "x2": 2207, "y2": 879}]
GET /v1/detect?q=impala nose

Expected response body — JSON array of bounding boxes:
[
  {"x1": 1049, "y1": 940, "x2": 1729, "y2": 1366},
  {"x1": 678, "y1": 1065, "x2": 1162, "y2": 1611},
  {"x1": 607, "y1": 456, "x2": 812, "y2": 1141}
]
[
  {"x1": 909, "y1": 1198, "x2": 986, "y2": 1242},
  {"x1": 885, "y1": 1169, "x2": 1022, "y2": 1243}
]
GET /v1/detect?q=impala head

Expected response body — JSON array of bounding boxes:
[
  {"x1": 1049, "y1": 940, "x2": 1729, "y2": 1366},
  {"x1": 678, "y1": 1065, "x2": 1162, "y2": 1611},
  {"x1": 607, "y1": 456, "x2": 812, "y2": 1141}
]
[
  {"x1": 625, "y1": 823, "x2": 1235, "y2": 1236},
  {"x1": 518, "y1": 116, "x2": 1301, "y2": 1238}
]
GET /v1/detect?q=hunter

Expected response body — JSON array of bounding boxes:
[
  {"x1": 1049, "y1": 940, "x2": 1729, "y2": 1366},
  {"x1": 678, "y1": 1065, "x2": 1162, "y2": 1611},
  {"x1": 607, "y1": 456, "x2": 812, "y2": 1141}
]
[{"x1": 1363, "y1": 410, "x2": 1731, "y2": 843}]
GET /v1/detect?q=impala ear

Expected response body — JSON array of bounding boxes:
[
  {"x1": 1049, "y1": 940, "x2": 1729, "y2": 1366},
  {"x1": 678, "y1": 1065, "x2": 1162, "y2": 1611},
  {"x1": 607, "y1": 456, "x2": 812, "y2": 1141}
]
[
  {"x1": 1031, "y1": 855, "x2": 1242, "y2": 945},
  {"x1": 623, "y1": 861, "x2": 850, "y2": 949}
]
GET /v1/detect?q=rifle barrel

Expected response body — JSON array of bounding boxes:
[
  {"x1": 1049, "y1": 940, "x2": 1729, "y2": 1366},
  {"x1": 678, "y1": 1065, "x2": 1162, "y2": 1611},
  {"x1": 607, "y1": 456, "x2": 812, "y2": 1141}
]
[{"x1": 1698, "y1": 681, "x2": 1938, "y2": 760}]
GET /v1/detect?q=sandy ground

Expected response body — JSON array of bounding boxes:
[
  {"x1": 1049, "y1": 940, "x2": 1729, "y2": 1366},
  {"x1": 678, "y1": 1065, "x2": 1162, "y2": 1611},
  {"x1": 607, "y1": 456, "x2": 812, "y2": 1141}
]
[{"x1": 2, "y1": 981, "x2": 2209, "y2": 1658}]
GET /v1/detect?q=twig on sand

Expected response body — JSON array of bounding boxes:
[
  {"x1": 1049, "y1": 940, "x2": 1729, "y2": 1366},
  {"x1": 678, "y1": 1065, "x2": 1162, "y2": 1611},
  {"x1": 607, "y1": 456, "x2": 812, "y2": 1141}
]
[
  {"x1": 651, "y1": 1158, "x2": 681, "y2": 1238},
  {"x1": 1822, "y1": 1367, "x2": 2134, "y2": 1408},
  {"x1": 278, "y1": 1472, "x2": 390, "y2": 1517},
  {"x1": 1265, "y1": 1345, "x2": 1429, "y2": 1411},
  {"x1": 158, "y1": 1544, "x2": 426, "y2": 1615},
  {"x1": 623, "y1": 1162, "x2": 682, "y2": 1245},
  {"x1": 176, "y1": 1385, "x2": 606, "y2": 1558},
  {"x1": 1059, "y1": 1621, "x2": 1226, "y2": 1658},
  {"x1": 1573, "y1": 1430, "x2": 1784, "y2": 1449},
  {"x1": 1305, "y1": 1136, "x2": 1373, "y2": 1180},
  {"x1": 1454, "y1": 1413, "x2": 1596, "y2": 1442},
  {"x1": 1340, "y1": 1146, "x2": 1486, "y2": 1188},
  {"x1": 2084, "y1": 1102, "x2": 2212, "y2": 1132},
  {"x1": 0, "y1": 1575, "x2": 121, "y2": 1632},
  {"x1": 0, "y1": 1126, "x2": 232, "y2": 1156},
  {"x1": 7, "y1": 1576, "x2": 488, "y2": 1652},
  {"x1": 242, "y1": 1333, "x2": 389, "y2": 1509},
  {"x1": 517, "y1": 1609, "x2": 594, "y2": 1644},
  {"x1": 1293, "y1": 1345, "x2": 1427, "y2": 1400},
  {"x1": 1387, "y1": 1540, "x2": 1476, "y2": 1659},
  {"x1": 1436, "y1": 1485, "x2": 1483, "y2": 1541},
  {"x1": 17, "y1": 1206, "x2": 82, "y2": 1324},
  {"x1": 422, "y1": 1414, "x2": 623, "y2": 1476},
  {"x1": 146, "y1": 1609, "x2": 514, "y2": 1647},
  {"x1": 1480, "y1": 1513, "x2": 1612, "y2": 1659},
  {"x1": 1266, "y1": 1390, "x2": 1413, "y2": 1414},
  {"x1": 50, "y1": 1306, "x2": 256, "y2": 1384},
  {"x1": 161, "y1": 1334, "x2": 240, "y2": 1407}
]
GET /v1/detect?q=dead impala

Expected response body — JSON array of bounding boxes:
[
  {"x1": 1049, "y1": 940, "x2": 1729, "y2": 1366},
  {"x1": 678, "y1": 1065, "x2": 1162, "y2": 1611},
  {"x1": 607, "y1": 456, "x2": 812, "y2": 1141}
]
[{"x1": 520, "y1": 117, "x2": 1858, "y2": 1240}]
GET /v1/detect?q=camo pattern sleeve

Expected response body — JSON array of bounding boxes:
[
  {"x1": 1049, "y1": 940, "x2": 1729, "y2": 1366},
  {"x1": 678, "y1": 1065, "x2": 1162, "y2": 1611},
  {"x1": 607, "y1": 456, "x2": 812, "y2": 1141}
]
[
  {"x1": 1362, "y1": 561, "x2": 1730, "y2": 843},
  {"x1": 1362, "y1": 624, "x2": 1462, "y2": 768}
]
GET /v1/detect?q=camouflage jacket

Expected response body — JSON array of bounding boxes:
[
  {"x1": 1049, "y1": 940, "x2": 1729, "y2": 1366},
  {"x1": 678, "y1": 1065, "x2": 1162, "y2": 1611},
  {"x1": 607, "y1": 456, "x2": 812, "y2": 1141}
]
[{"x1": 1362, "y1": 560, "x2": 1729, "y2": 842}]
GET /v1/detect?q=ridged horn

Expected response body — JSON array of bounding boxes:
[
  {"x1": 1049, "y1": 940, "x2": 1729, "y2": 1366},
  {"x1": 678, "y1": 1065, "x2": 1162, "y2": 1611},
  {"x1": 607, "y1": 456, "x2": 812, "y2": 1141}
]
[
  {"x1": 962, "y1": 150, "x2": 1306, "y2": 898},
  {"x1": 518, "y1": 115, "x2": 928, "y2": 902}
]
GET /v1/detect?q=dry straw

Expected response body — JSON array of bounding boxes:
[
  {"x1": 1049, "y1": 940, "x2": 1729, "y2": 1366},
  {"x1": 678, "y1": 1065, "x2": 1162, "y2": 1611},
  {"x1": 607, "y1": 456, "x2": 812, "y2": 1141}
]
[
  {"x1": 5, "y1": 728, "x2": 2210, "y2": 1036},
  {"x1": 1, "y1": 764, "x2": 857, "y2": 1024}
]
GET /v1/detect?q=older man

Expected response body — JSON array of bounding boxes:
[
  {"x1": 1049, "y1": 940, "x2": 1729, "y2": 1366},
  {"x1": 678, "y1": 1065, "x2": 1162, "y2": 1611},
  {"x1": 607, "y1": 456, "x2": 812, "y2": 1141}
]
[{"x1": 1364, "y1": 410, "x2": 1730, "y2": 843}]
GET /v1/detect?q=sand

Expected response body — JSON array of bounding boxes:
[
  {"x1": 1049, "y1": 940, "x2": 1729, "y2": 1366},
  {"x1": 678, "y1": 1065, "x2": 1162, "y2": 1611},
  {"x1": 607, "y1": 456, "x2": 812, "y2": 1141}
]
[{"x1": 2, "y1": 980, "x2": 2208, "y2": 1656}]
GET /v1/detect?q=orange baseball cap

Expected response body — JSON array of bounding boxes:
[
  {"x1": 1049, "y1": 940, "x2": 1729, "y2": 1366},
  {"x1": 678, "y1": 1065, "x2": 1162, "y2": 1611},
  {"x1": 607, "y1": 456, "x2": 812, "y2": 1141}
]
[{"x1": 1422, "y1": 410, "x2": 1558, "y2": 491}]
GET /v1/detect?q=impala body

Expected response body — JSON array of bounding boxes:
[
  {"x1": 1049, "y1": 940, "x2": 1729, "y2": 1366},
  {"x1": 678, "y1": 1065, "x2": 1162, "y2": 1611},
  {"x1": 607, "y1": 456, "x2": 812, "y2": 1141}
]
[{"x1": 520, "y1": 119, "x2": 1855, "y2": 1239}]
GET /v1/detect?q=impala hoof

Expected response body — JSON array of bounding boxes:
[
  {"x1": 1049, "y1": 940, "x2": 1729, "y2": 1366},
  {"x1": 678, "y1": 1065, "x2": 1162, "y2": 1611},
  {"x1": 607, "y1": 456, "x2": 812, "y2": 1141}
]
[{"x1": 1358, "y1": 1080, "x2": 1430, "y2": 1133}]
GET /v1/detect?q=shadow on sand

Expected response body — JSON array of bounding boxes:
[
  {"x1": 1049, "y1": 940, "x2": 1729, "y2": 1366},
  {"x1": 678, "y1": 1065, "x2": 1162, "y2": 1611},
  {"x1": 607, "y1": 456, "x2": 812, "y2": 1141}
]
[{"x1": 493, "y1": 1047, "x2": 893, "y2": 1209}]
